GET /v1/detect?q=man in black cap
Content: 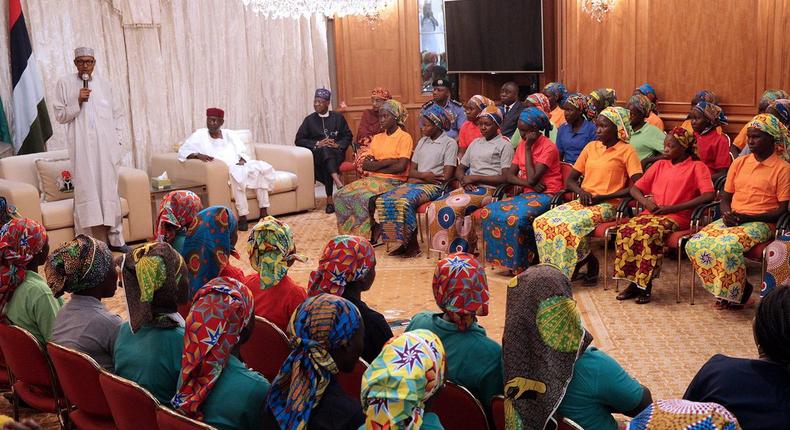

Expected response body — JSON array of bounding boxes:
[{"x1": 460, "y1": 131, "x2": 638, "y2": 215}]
[{"x1": 422, "y1": 78, "x2": 465, "y2": 140}]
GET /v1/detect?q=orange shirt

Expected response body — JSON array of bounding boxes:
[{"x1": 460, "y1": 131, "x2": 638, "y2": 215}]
[
  {"x1": 368, "y1": 127, "x2": 414, "y2": 181},
  {"x1": 732, "y1": 124, "x2": 748, "y2": 150},
  {"x1": 645, "y1": 112, "x2": 665, "y2": 131},
  {"x1": 574, "y1": 141, "x2": 643, "y2": 196},
  {"x1": 724, "y1": 153, "x2": 790, "y2": 215},
  {"x1": 550, "y1": 106, "x2": 566, "y2": 127},
  {"x1": 635, "y1": 158, "x2": 714, "y2": 228}
]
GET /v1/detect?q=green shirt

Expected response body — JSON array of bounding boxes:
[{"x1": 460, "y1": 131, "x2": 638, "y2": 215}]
[
  {"x1": 629, "y1": 123, "x2": 665, "y2": 160},
  {"x1": 114, "y1": 323, "x2": 184, "y2": 405},
  {"x1": 406, "y1": 312, "x2": 503, "y2": 409},
  {"x1": 6, "y1": 271, "x2": 63, "y2": 343},
  {"x1": 511, "y1": 127, "x2": 558, "y2": 149},
  {"x1": 200, "y1": 356, "x2": 270, "y2": 430},
  {"x1": 172, "y1": 232, "x2": 186, "y2": 255},
  {"x1": 558, "y1": 347, "x2": 644, "y2": 430}
]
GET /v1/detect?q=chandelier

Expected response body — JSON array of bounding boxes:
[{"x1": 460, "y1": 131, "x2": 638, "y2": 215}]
[
  {"x1": 581, "y1": 0, "x2": 616, "y2": 22},
  {"x1": 241, "y1": 0, "x2": 394, "y2": 19}
]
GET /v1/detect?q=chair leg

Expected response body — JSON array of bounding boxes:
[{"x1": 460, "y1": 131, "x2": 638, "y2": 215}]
[
  {"x1": 676, "y1": 243, "x2": 682, "y2": 304},
  {"x1": 761, "y1": 245, "x2": 769, "y2": 291},
  {"x1": 603, "y1": 229, "x2": 611, "y2": 291},
  {"x1": 10, "y1": 389, "x2": 19, "y2": 422}
]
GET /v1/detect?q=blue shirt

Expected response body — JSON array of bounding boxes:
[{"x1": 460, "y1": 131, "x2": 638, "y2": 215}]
[{"x1": 556, "y1": 120, "x2": 596, "y2": 164}]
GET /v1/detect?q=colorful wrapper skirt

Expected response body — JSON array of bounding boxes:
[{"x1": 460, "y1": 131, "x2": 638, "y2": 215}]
[
  {"x1": 613, "y1": 214, "x2": 679, "y2": 289},
  {"x1": 685, "y1": 219, "x2": 772, "y2": 302},
  {"x1": 334, "y1": 176, "x2": 402, "y2": 236},
  {"x1": 533, "y1": 200, "x2": 617, "y2": 279},
  {"x1": 481, "y1": 192, "x2": 552, "y2": 273},
  {"x1": 763, "y1": 233, "x2": 790, "y2": 297},
  {"x1": 375, "y1": 183, "x2": 445, "y2": 245},
  {"x1": 427, "y1": 186, "x2": 495, "y2": 254}
]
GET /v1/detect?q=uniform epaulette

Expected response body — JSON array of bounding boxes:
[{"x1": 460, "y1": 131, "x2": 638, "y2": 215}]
[
  {"x1": 450, "y1": 99, "x2": 463, "y2": 107},
  {"x1": 421, "y1": 100, "x2": 435, "y2": 109}
]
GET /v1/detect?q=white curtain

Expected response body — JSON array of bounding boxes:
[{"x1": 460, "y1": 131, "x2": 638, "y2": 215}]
[{"x1": 0, "y1": 0, "x2": 330, "y2": 170}]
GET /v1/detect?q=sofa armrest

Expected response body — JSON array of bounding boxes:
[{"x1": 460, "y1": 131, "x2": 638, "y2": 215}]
[
  {"x1": 118, "y1": 167, "x2": 153, "y2": 242},
  {"x1": 254, "y1": 144, "x2": 315, "y2": 211},
  {"x1": 0, "y1": 178, "x2": 42, "y2": 223},
  {"x1": 149, "y1": 153, "x2": 232, "y2": 210}
]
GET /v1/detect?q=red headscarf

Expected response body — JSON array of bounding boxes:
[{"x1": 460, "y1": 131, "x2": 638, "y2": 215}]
[
  {"x1": 154, "y1": 190, "x2": 203, "y2": 244},
  {"x1": 308, "y1": 235, "x2": 376, "y2": 296},
  {"x1": 0, "y1": 218, "x2": 48, "y2": 313},
  {"x1": 432, "y1": 252, "x2": 489, "y2": 331},
  {"x1": 371, "y1": 87, "x2": 392, "y2": 100}
]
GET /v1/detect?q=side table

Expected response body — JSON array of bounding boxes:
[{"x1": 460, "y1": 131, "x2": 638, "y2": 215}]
[{"x1": 150, "y1": 179, "x2": 208, "y2": 222}]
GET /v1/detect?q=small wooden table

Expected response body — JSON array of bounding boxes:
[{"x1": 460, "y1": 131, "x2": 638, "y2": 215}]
[{"x1": 149, "y1": 179, "x2": 208, "y2": 220}]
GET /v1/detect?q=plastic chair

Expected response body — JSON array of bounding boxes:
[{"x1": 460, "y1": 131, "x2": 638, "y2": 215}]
[
  {"x1": 156, "y1": 406, "x2": 216, "y2": 430},
  {"x1": 0, "y1": 349, "x2": 11, "y2": 392},
  {"x1": 99, "y1": 371, "x2": 160, "y2": 430},
  {"x1": 239, "y1": 316, "x2": 292, "y2": 381},
  {"x1": 490, "y1": 395, "x2": 505, "y2": 430},
  {"x1": 337, "y1": 358, "x2": 368, "y2": 400},
  {"x1": 557, "y1": 417, "x2": 585, "y2": 430},
  {"x1": 549, "y1": 163, "x2": 578, "y2": 208},
  {"x1": 47, "y1": 343, "x2": 116, "y2": 429},
  {"x1": 0, "y1": 324, "x2": 68, "y2": 425},
  {"x1": 432, "y1": 381, "x2": 489, "y2": 430}
]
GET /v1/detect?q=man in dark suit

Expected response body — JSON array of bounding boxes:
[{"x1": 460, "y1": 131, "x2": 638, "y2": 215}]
[{"x1": 498, "y1": 81, "x2": 524, "y2": 138}]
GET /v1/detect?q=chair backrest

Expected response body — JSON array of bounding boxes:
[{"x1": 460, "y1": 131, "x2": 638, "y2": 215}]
[
  {"x1": 559, "y1": 162, "x2": 578, "y2": 201},
  {"x1": 47, "y1": 343, "x2": 112, "y2": 418},
  {"x1": 239, "y1": 316, "x2": 292, "y2": 381},
  {"x1": 0, "y1": 324, "x2": 60, "y2": 393},
  {"x1": 0, "y1": 149, "x2": 68, "y2": 187},
  {"x1": 432, "y1": 381, "x2": 489, "y2": 430},
  {"x1": 156, "y1": 406, "x2": 216, "y2": 430},
  {"x1": 99, "y1": 371, "x2": 160, "y2": 430},
  {"x1": 558, "y1": 417, "x2": 584, "y2": 430},
  {"x1": 490, "y1": 395, "x2": 505, "y2": 430},
  {"x1": 337, "y1": 358, "x2": 368, "y2": 400},
  {"x1": 0, "y1": 348, "x2": 11, "y2": 387}
]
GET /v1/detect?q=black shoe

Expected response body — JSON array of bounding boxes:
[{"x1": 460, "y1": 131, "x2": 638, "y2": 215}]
[
  {"x1": 238, "y1": 216, "x2": 249, "y2": 231},
  {"x1": 108, "y1": 244, "x2": 130, "y2": 254},
  {"x1": 325, "y1": 203, "x2": 335, "y2": 214}
]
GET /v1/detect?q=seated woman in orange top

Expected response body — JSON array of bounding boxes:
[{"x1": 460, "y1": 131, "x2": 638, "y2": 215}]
[
  {"x1": 458, "y1": 95, "x2": 493, "y2": 157},
  {"x1": 634, "y1": 83, "x2": 664, "y2": 131},
  {"x1": 689, "y1": 101, "x2": 731, "y2": 181},
  {"x1": 543, "y1": 81, "x2": 568, "y2": 127},
  {"x1": 732, "y1": 89, "x2": 789, "y2": 152},
  {"x1": 534, "y1": 107, "x2": 643, "y2": 285}
]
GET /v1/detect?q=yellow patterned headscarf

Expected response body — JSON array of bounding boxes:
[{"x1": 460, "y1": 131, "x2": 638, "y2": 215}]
[
  {"x1": 247, "y1": 216, "x2": 306, "y2": 289},
  {"x1": 747, "y1": 113, "x2": 790, "y2": 161},
  {"x1": 599, "y1": 106, "x2": 633, "y2": 143},
  {"x1": 361, "y1": 330, "x2": 446, "y2": 430},
  {"x1": 381, "y1": 99, "x2": 409, "y2": 127}
]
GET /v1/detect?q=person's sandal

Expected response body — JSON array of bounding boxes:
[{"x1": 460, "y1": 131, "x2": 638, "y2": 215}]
[{"x1": 325, "y1": 203, "x2": 335, "y2": 214}]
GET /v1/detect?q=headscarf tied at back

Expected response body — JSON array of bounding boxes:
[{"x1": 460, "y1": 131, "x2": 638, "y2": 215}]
[
  {"x1": 628, "y1": 94, "x2": 655, "y2": 118},
  {"x1": 518, "y1": 107, "x2": 553, "y2": 135},
  {"x1": 524, "y1": 93, "x2": 552, "y2": 115},
  {"x1": 468, "y1": 95, "x2": 496, "y2": 112},
  {"x1": 422, "y1": 104, "x2": 452, "y2": 131},
  {"x1": 171, "y1": 277, "x2": 255, "y2": 419},
  {"x1": 767, "y1": 99, "x2": 790, "y2": 125},
  {"x1": 267, "y1": 293, "x2": 362, "y2": 430},
  {"x1": 599, "y1": 106, "x2": 634, "y2": 143},
  {"x1": 308, "y1": 235, "x2": 376, "y2": 297},
  {"x1": 694, "y1": 89, "x2": 718, "y2": 105},
  {"x1": 478, "y1": 103, "x2": 503, "y2": 126},
  {"x1": 586, "y1": 88, "x2": 617, "y2": 120},
  {"x1": 154, "y1": 190, "x2": 203, "y2": 244},
  {"x1": 628, "y1": 400, "x2": 740, "y2": 430},
  {"x1": 182, "y1": 206, "x2": 237, "y2": 297},
  {"x1": 668, "y1": 126, "x2": 698, "y2": 158},
  {"x1": 432, "y1": 252, "x2": 489, "y2": 332},
  {"x1": 121, "y1": 241, "x2": 188, "y2": 331},
  {"x1": 542, "y1": 82, "x2": 568, "y2": 105},
  {"x1": 636, "y1": 83, "x2": 656, "y2": 100},
  {"x1": 371, "y1": 87, "x2": 392, "y2": 100},
  {"x1": 0, "y1": 218, "x2": 47, "y2": 313},
  {"x1": 361, "y1": 330, "x2": 447, "y2": 430},
  {"x1": 563, "y1": 93, "x2": 589, "y2": 119},
  {"x1": 747, "y1": 113, "x2": 790, "y2": 161},
  {"x1": 693, "y1": 101, "x2": 729, "y2": 132},
  {"x1": 761, "y1": 89, "x2": 789, "y2": 103},
  {"x1": 381, "y1": 99, "x2": 408, "y2": 128},
  {"x1": 46, "y1": 234, "x2": 112, "y2": 297},
  {"x1": 248, "y1": 216, "x2": 306, "y2": 290},
  {"x1": 503, "y1": 265, "x2": 593, "y2": 430}
]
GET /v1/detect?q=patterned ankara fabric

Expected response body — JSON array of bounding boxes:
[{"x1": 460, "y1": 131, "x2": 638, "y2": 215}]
[
  {"x1": 431, "y1": 252, "x2": 489, "y2": 331},
  {"x1": 767, "y1": 99, "x2": 790, "y2": 124},
  {"x1": 422, "y1": 104, "x2": 452, "y2": 131},
  {"x1": 669, "y1": 126, "x2": 699, "y2": 156},
  {"x1": 315, "y1": 88, "x2": 331, "y2": 101},
  {"x1": 694, "y1": 90, "x2": 718, "y2": 105},
  {"x1": 46, "y1": 234, "x2": 112, "y2": 296},
  {"x1": 746, "y1": 113, "x2": 790, "y2": 161},
  {"x1": 518, "y1": 107, "x2": 553, "y2": 134},
  {"x1": 628, "y1": 399, "x2": 740, "y2": 430},
  {"x1": 503, "y1": 265, "x2": 593, "y2": 430},
  {"x1": 563, "y1": 93, "x2": 590, "y2": 120},
  {"x1": 587, "y1": 88, "x2": 617, "y2": 119},
  {"x1": 525, "y1": 93, "x2": 552, "y2": 115},
  {"x1": 371, "y1": 87, "x2": 392, "y2": 100},
  {"x1": 335, "y1": 176, "x2": 403, "y2": 236},
  {"x1": 694, "y1": 101, "x2": 729, "y2": 131},
  {"x1": 613, "y1": 215, "x2": 679, "y2": 290},
  {"x1": 427, "y1": 186, "x2": 495, "y2": 254},
  {"x1": 760, "y1": 89, "x2": 789, "y2": 103},
  {"x1": 376, "y1": 183, "x2": 445, "y2": 246},
  {"x1": 0, "y1": 197, "x2": 19, "y2": 228},
  {"x1": 479, "y1": 103, "x2": 503, "y2": 126},
  {"x1": 247, "y1": 216, "x2": 306, "y2": 290},
  {"x1": 171, "y1": 276, "x2": 254, "y2": 418},
  {"x1": 266, "y1": 293, "x2": 362, "y2": 430},
  {"x1": 0, "y1": 218, "x2": 47, "y2": 312},
  {"x1": 599, "y1": 106, "x2": 634, "y2": 143},
  {"x1": 182, "y1": 206, "x2": 237, "y2": 297},
  {"x1": 482, "y1": 192, "x2": 552, "y2": 273},
  {"x1": 629, "y1": 94, "x2": 655, "y2": 117},
  {"x1": 154, "y1": 190, "x2": 203, "y2": 244},
  {"x1": 543, "y1": 82, "x2": 568, "y2": 105},
  {"x1": 763, "y1": 233, "x2": 790, "y2": 297},
  {"x1": 308, "y1": 235, "x2": 376, "y2": 297},
  {"x1": 360, "y1": 330, "x2": 446, "y2": 430},
  {"x1": 381, "y1": 99, "x2": 409, "y2": 128},
  {"x1": 636, "y1": 83, "x2": 657, "y2": 100}
]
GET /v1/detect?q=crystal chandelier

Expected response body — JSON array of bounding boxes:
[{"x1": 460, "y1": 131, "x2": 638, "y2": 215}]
[
  {"x1": 241, "y1": 0, "x2": 394, "y2": 19},
  {"x1": 581, "y1": 0, "x2": 616, "y2": 22}
]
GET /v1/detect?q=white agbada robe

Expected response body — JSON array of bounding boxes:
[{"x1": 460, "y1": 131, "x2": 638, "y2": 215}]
[
  {"x1": 52, "y1": 73, "x2": 125, "y2": 245},
  {"x1": 178, "y1": 129, "x2": 276, "y2": 216}
]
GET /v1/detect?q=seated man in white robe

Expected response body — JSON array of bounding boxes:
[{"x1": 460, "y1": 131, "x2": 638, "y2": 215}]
[{"x1": 178, "y1": 107, "x2": 275, "y2": 231}]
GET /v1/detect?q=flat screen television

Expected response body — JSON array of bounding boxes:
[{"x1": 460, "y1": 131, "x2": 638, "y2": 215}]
[{"x1": 444, "y1": 0, "x2": 544, "y2": 73}]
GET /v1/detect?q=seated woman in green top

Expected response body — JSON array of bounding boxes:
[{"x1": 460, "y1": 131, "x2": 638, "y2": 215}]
[
  {"x1": 172, "y1": 277, "x2": 269, "y2": 430},
  {"x1": 153, "y1": 190, "x2": 203, "y2": 255},
  {"x1": 114, "y1": 241, "x2": 189, "y2": 405},
  {"x1": 628, "y1": 94, "x2": 666, "y2": 168},
  {"x1": 406, "y1": 252, "x2": 503, "y2": 412},
  {"x1": 0, "y1": 218, "x2": 60, "y2": 343},
  {"x1": 503, "y1": 265, "x2": 652, "y2": 430}
]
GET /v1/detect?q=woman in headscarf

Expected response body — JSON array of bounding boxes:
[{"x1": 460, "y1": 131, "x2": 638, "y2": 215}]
[
  {"x1": 181, "y1": 205, "x2": 242, "y2": 298},
  {"x1": 510, "y1": 92, "x2": 558, "y2": 148},
  {"x1": 354, "y1": 87, "x2": 393, "y2": 174},
  {"x1": 503, "y1": 265, "x2": 651, "y2": 430},
  {"x1": 263, "y1": 294, "x2": 365, "y2": 430},
  {"x1": 172, "y1": 277, "x2": 269, "y2": 430},
  {"x1": 361, "y1": 330, "x2": 447, "y2": 430},
  {"x1": 689, "y1": 101, "x2": 732, "y2": 181},
  {"x1": 686, "y1": 114, "x2": 790, "y2": 309},
  {"x1": 482, "y1": 108, "x2": 562, "y2": 274},
  {"x1": 586, "y1": 87, "x2": 617, "y2": 120},
  {"x1": 458, "y1": 95, "x2": 494, "y2": 157},
  {"x1": 731, "y1": 89, "x2": 789, "y2": 153},
  {"x1": 427, "y1": 104, "x2": 514, "y2": 255},
  {"x1": 555, "y1": 93, "x2": 597, "y2": 163},
  {"x1": 243, "y1": 216, "x2": 307, "y2": 331},
  {"x1": 0, "y1": 218, "x2": 58, "y2": 343},
  {"x1": 613, "y1": 128, "x2": 715, "y2": 304},
  {"x1": 334, "y1": 99, "x2": 413, "y2": 242},
  {"x1": 627, "y1": 93, "x2": 667, "y2": 166},
  {"x1": 681, "y1": 89, "x2": 723, "y2": 135},
  {"x1": 375, "y1": 104, "x2": 457, "y2": 257},
  {"x1": 542, "y1": 81, "x2": 568, "y2": 127},
  {"x1": 48, "y1": 235, "x2": 122, "y2": 371},
  {"x1": 634, "y1": 83, "x2": 664, "y2": 130},
  {"x1": 629, "y1": 400, "x2": 739, "y2": 429},
  {"x1": 534, "y1": 107, "x2": 643, "y2": 284},
  {"x1": 153, "y1": 190, "x2": 203, "y2": 254},
  {"x1": 308, "y1": 235, "x2": 392, "y2": 363},
  {"x1": 406, "y1": 253, "x2": 502, "y2": 413},
  {"x1": 114, "y1": 241, "x2": 190, "y2": 404}
]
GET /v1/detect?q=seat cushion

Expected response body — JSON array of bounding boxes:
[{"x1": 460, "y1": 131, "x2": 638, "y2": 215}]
[
  {"x1": 592, "y1": 220, "x2": 620, "y2": 237},
  {"x1": 746, "y1": 242, "x2": 769, "y2": 260},
  {"x1": 244, "y1": 171, "x2": 298, "y2": 199},
  {"x1": 41, "y1": 198, "x2": 130, "y2": 230},
  {"x1": 665, "y1": 230, "x2": 692, "y2": 247},
  {"x1": 339, "y1": 161, "x2": 356, "y2": 172}
]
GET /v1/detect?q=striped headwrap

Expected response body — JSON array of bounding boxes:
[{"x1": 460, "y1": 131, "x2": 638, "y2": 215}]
[
  {"x1": 542, "y1": 82, "x2": 568, "y2": 105},
  {"x1": 693, "y1": 101, "x2": 729, "y2": 130},
  {"x1": 518, "y1": 107, "x2": 553, "y2": 134},
  {"x1": 524, "y1": 93, "x2": 552, "y2": 115},
  {"x1": 628, "y1": 94, "x2": 655, "y2": 118},
  {"x1": 432, "y1": 252, "x2": 489, "y2": 332},
  {"x1": 0, "y1": 218, "x2": 47, "y2": 313},
  {"x1": 308, "y1": 235, "x2": 376, "y2": 297},
  {"x1": 668, "y1": 126, "x2": 698, "y2": 157},
  {"x1": 247, "y1": 216, "x2": 306, "y2": 290},
  {"x1": 381, "y1": 99, "x2": 408, "y2": 127},
  {"x1": 46, "y1": 234, "x2": 112, "y2": 296},
  {"x1": 421, "y1": 103, "x2": 452, "y2": 131},
  {"x1": 468, "y1": 95, "x2": 495, "y2": 112},
  {"x1": 599, "y1": 106, "x2": 633, "y2": 143},
  {"x1": 478, "y1": 103, "x2": 503, "y2": 126}
]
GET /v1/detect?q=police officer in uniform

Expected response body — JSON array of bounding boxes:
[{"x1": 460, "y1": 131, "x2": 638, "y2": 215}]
[{"x1": 422, "y1": 78, "x2": 466, "y2": 140}]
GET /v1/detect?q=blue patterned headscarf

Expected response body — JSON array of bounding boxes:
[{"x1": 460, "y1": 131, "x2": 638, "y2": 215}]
[
  {"x1": 267, "y1": 294, "x2": 362, "y2": 430},
  {"x1": 543, "y1": 82, "x2": 568, "y2": 105},
  {"x1": 636, "y1": 83, "x2": 656, "y2": 99},
  {"x1": 421, "y1": 103, "x2": 452, "y2": 131},
  {"x1": 314, "y1": 88, "x2": 331, "y2": 101},
  {"x1": 693, "y1": 101, "x2": 729, "y2": 131},
  {"x1": 518, "y1": 107, "x2": 553, "y2": 135},
  {"x1": 182, "y1": 206, "x2": 238, "y2": 297}
]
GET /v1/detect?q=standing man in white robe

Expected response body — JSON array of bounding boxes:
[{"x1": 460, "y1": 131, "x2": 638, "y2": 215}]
[
  {"x1": 178, "y1": 108, "x2": 276, "y2": 231},
  {"x1": 53, "y1": 47, "x2": 128, "y2": 252}
]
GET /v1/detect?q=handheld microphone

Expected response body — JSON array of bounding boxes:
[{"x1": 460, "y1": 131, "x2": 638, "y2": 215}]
[{"x1": 82, "y1": 73, "x2": 90, "y2": 89}]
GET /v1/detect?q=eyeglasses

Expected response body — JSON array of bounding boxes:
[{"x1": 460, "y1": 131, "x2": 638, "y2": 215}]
[{"x1": 75, "y1": 59, "x2": 95, "y2": 66}]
